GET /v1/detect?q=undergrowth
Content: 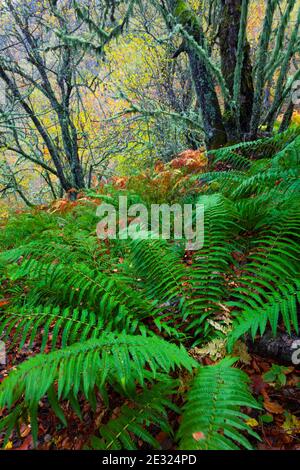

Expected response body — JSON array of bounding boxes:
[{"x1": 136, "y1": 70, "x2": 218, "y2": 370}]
[{"x1": 0, "y1": 129, "x2": 299, "y2": 450}]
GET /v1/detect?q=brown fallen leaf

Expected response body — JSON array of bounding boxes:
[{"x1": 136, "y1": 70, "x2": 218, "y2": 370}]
[
  {"x1": 15, "y1": 435, "x2": 33, "y2": 450},
  {"x1": 20, "y1": 424, "x2": 31, "y2": 438},
  {"x1": 263, "y1": 399, "x2": 284, "y2": 414},
  {"x1": 251, "y1": 374, "x2": 268, "y2": 396},
  {"x1": 192, "y1": 431, "x2": 206, "y2": 441},
  {"x1": 156, "y1": 431, "x2": 169, "y2": 444}
]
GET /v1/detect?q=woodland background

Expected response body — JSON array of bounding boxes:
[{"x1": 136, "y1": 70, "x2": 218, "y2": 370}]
[{"x1": 0, "y1": 0, "x2": 299, "y2": 208}]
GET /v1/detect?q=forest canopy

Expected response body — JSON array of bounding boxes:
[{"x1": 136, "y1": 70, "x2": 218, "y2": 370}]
[{"x1": 0, "y1": 0, "x2": 299, "y2": 204}]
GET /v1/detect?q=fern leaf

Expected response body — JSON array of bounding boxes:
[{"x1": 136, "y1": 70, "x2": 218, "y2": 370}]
[{"x1": 178, "y1": 358, "x2": 260, "y2": 450}]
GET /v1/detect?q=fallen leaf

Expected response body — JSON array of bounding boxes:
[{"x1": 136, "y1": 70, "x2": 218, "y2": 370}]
[
  {"x1": 282, "y1": 413, "x2": 300, "y2": 435},
  {"x1": 251, "y1": 374, "x2": 268, "y2": 396},
  {"x1": 263, "y1": 400, "x2": 284, "y2": 414},
  {"x1": 192, "y1": 431, "x2": 206, "y2": 441},
  {"x1": 15, "y1": 435, "x2": 33, "y2": 450},
  {"x1": 156, "y1": 431, "x2": 169, "y2": 444},
  {"x1": 246, "y1": 418, "x2": 259, "y2": 427},
  {"x1": 233, "y1": 340, "x2": 251, "y2": 365},
  {"x1": 20, "y1": 424, "x2": 31, "y2": 438},
  {"x1": 4, "y1": 441, "x2": 13, "y2": 450}
]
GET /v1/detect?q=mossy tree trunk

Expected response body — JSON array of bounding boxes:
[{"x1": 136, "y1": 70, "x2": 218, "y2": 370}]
[
  {"x1": 219, "y1": 0, "x2": 254, "y2": 139},
  {"x1": 170, "y1": 0, "x2": 227, "y2": 150}
]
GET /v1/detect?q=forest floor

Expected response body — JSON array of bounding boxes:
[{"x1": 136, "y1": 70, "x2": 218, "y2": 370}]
[{"x1": 1, "y1": 297, "x2": 299, "y2": 450}]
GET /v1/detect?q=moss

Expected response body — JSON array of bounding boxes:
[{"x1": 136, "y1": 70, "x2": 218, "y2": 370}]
[{"x1": 172, "y1": 0, "x2": 201, "y2": 37}]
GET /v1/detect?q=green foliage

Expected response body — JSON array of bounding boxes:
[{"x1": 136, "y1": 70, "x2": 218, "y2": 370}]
[
  {"x1": 186, "y1": 194, "x2": 238, "y2": 339},
  {"x1": 178, "y1": 358, "x2": 260, "y2": 450},
  {"x1": 263, "y1": 365, "x2": 291, "y2": 388},
  {"x1": 208, "y1": 127, "x2": 300, "y2": 163},
  {"x1": 228, "y1": 280, "x2": 300, "y2": 349},
  {"x1": 0, "y1": 305, "x2": 105, "y2": 352},
  {"x1": 0, "y1": 332, "x2": 195, "y2": 445},
  {"x1": 91, "y1": 381, "x2": 177, "y2": 450},
  {"x1": 1, "y1": 129, "x2": 300, "y2": 449}
]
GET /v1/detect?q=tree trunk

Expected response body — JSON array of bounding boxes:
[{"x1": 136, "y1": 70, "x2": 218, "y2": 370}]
[
  {"x1": 219, "y1": 0, "x2": 254, "y2": 139},
  {"x1": 188, "y1": 50, "x2": 228, "y2": 149},
  {"x1": 279, "y1": 101, "x2": 294, "y2": 133},
  {"x1": 0, "y1": 67, "x2": 72, "y2": 193},
  {"x1": 247, "y1": 331, "x2": 300, "y2": 365},
  {"x1": 171, "y1": 0, "x2": 227, "y2": 149},
  {"x1": 250, "y1": 0, "x2": 277, "y2": 138}
]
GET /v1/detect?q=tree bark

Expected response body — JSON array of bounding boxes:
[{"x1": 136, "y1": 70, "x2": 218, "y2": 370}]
[
  {"x1": 0, "y1": 67, "x2": 72, "y2": 193},
  {"x1": 247, "y1": 331, "x2": 300, "y2": 365},
  {"x1": 170, "y1": 0, "x2": 227, "y2": 149},
  {"x1": 219, "y1": 0, "x2": 254, "y2": 139},
  {"x1": 279, "y1": 101, "x2": 294, "y2": 133}
]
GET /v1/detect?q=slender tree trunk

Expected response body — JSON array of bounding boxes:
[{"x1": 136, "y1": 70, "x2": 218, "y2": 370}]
[
  {"x1": 250, "y1": 0, "x2": 277, "y2": 138},
  {"x1": 17, "y1": 189, "x2": 34, "y2": 207},
  {"x1": 6, "y1": 1, "x2": 85, "y2": 192},
  {"x1": 265, "y1": 6, "x2": 300, "y2": 131},
  {"x1": 42, "y1": 171, "x2": 58, "y2": 200},
  {"x1": 279, "y1": 101, "x2": 294, "y2": 133}
]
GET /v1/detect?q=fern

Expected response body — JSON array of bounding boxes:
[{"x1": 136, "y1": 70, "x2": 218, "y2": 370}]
[
  {"x1": 208, "y1": 127, "x2": 300, "y2": 163},
  {"x1": 228, "y1": 279, "x2": 300, "y2": 349},
  {"x1": 1, "y1": 129, "x2": 299, "y2": 450},
  {"x1": 91, "y1": 381, "x2": 178, "y2": 450},
  {"x1": 0, "y1": 305, "x2": 105, "y2": 352},
  {"x1": 186, "y1": 194, "x2": 238, "y2": 339},
  {"x1": 232, "y1": 167, "x2": 299, "y2": 199},
  {"x1": 0, "y1": 333, "x2": 196, "y2": 444},
  {"x1": 178, "y1": 358, "x2": 260, "y2": 450},
  {"x1": 7, "y1": 258, "x2": 153, "y2": 329},
  {"x1": 128, "y1": 237, "x2": 187, "y2": 305}
]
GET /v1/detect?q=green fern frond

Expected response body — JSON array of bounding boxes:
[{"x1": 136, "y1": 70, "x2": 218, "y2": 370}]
[
  {"x1": 91, "y1": 381, "x2": 178, "y2": 450},
  {"x1": 233, "y1": 207, "x2": 300, "y2": 292},
  {"x1": 232, "y1": 168, "x2": 299, "y2": 199},
  {"x1": 213, "y1": 152, "x2": 251, "y2": 171},
  {"x1": 7, "y1": 258, "x2": 153, "y2": 327},
  {"x1": 0, "y1": 305, "x2": 105, "y2": 352},
  {"x1": 208, "y1": 127, "x2": 300, "y2": 163},
  {"x1": 178, "y1": 358, "x2": 260, "y2": 450},
  {"x1": 0, "y1": 333, "x2": 196, "y2": 444},
  {"x1": 228, "y1": 280, "x2": 300, "y2": 350},
  {"x1": 129, "y1": 237, "x2": 187, "y2": 304},
  {"x1": 186, "y1": 195, "x2": 238, "y2": 338}
]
